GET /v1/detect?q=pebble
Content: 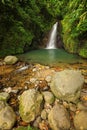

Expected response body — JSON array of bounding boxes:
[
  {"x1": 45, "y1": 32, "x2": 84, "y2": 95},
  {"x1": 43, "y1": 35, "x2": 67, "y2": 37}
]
[
  {"x1": 45, "y1": 66, "x2": 50, "y2": 69},
  {"x1": 25, "y1": 81, "x2": 30, "y2": 84},
  {"x1": 0, "y1": 92, "x2": 10, "y2": 101},
  {"x1": 3, "y1": 87, "x2": 18, "y2": 94},
  {"x1": 77, "y1": 102, "x2": 87, "y2": 110},
  {"x1": 30, "y1": 78, "x2": 37, "y2": 83},
  {"x1": 24, "y1": 86, "x2": 28, "y2": 90},
  {"x1": 16, "y1": 65, "x2": 29, "y2": 72},
  {"x1": 33, "y1": 116, "x2": 41, "y2": 128},
  {"x1": 32, "y1": 68, "x2": 37, "y2": 72},
  {"x1": 41, "y1": 109, "x2": 47, "y2": 120},
  {"x1": 42, "y1": 86, "x2": 49, "y2": 91},
  {"x1": 3, "y1": 87, "x2": 12, "y2": 93},
  {"x1": 84, "y1": 79, "x2": 87, "y2": 84},
  {"x1": 45, "y1": 75, "x2": 52, "y2": 82},
  {"x1": 69, "y1": 103, "x2": 76, "y2": 112},
  {"x1": 63, "y1": 101, "x2": 69, "y2": 109}
]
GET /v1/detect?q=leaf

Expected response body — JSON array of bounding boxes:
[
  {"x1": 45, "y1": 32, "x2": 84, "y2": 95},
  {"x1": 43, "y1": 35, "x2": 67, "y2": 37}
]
[{"x1": 2, "y1": 0, "x2": 5, "y2": 4}]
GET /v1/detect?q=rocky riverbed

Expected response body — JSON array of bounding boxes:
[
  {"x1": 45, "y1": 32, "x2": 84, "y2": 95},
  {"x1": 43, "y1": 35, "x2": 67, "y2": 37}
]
[{"x1": 0, "y1": 56, "x2": 87, "y2": 130}]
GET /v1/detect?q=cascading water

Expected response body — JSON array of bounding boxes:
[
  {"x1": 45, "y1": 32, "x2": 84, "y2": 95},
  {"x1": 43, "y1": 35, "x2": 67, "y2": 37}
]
[
  {"x1": 18, "y1": 22, "x2": 85, "y2": 65},
  {"x1": 46, "y1": 22, "x2": 58, "y2": 49}
]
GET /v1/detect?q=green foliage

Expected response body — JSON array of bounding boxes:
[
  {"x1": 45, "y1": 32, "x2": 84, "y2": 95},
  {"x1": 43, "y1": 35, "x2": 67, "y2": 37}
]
[
  {"x1": 41, "y1": 0, "x2": 69, "y2": 19},
  {"x1": 0, "y1": 0, "x2": 61, "y2": 57},
  {"x1": 14, "y1": 126, "x2": 38, "y2": 130},
  {"x1": 79, "y1": 40, "x2": 87, "y2": 58},
  {"x1": 0, "y1": 0, "x2": 87, "y2": 58},
  {"x1": 62, "y1": 0, "x2": 87, "y2": 57}
]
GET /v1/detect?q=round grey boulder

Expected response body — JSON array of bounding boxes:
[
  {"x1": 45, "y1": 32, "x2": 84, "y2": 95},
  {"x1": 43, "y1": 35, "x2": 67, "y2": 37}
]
[
  {"x1": 4, "y1": 55, "x2": 18, "y2": 64},
  {"x1": 74, "y1": 110, "x2": 87, "y2": 130},
  {"x1": 48, "y1": 103, "x2": 70, "y2": 130},
  {"x1": 50, "y1": 70, "x2": 84, "y2": 102}
]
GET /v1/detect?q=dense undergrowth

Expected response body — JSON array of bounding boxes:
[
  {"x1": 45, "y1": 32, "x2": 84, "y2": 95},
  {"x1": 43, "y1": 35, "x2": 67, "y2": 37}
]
[{"x1": 0, "y1": 0, "x2": 87, "y2": 58}]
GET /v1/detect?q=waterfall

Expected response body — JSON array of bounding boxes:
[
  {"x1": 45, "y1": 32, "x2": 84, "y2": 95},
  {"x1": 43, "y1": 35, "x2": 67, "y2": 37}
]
[{"x1": 46, "y1": 22, "x2": 58, "y2": 49}]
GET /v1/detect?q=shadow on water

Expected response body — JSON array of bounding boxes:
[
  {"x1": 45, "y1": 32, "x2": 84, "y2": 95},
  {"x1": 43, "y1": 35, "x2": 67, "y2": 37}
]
[{"x1": 18, "y1": 49, "x2": 86, "y2": 66}]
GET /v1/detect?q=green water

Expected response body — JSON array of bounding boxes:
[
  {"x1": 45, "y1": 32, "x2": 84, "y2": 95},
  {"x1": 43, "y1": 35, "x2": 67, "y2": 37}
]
[{"x1": 18, "y1": 49, "x2": 85, "y2": 66}]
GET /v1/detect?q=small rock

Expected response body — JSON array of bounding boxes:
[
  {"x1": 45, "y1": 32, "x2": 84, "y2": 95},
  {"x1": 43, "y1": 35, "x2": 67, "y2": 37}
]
[
  {"x1": 39, "y1": 120, "x2": 49, "y2": 130},
  {"x1": 84, "y1": 79, "x2": 87, "y2": 84},
  {"x1": 32, "y1": 68, "x2": 37, "y2": 72},
  {"x1": 74, "y1": 110, "x2": 87, "y2": 130},
  {"x1": 77, "y1": 102, "x2": 87, "y2": 110},
  {"x1": 30, "y1": 78, "x2": 37, "y2": 83},
  {"x1": 16, "y1": 65, "x2": 29, "y2": 72},
  {"x1": 0, "y1": 101, "x2": 5, "y2": 110},
  {"x1": 0, "y1": 92, "x2": 10, "y2": 101},
  {"x1": 45, "y1": 66, "x2": 50, "y2": 69},
  {"x1": 4, "y1": 55, "x2": 18, "y2": 65},
  {"x1": 11, "y1": 89, "x2": 19, "y2": 94},
  {"x1": 41, "y1": 109, "x2": 47, "y2": 120},
  {"x1": 69, "y1": 103, "x2": 77, "y2": 112},
  {"x1": 42, "y1": 91, "x2": 55, "y2": 104},
  {"x1": 63, "y1": 101, "x2": 69, "y2": 109},
  {"x1": 45, "y1": 75, "x2": 52, "y2": 83},
  {"x1": 33, "y1": 116, "x2": 41, "y2": 128},
  {"x1": 3, "y1": 87, "x2": 12, "y2": 93},
  {"x1": 42, "y1": 86, "x2": 49, "y2": 91}
]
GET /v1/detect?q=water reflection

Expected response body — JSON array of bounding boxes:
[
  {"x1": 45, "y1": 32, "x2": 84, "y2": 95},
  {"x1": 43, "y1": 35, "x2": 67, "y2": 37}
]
[
  {"x1": 18, "y1": 49, "x2": 86, "y2": 66},
  {"x1": 47, "y1": 49, "x2": 57, "y2": 63}
]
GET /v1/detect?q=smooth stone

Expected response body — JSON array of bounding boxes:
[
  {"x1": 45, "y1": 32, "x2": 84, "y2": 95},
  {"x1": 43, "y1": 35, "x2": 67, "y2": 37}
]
[
  {"x1": 33, "y1": 116, "x2": 41, "y2": 128},
  {"x1": 42, "y1": 91, "x2": 55, "y2": 104},
  {"x1": 50, "y1": 70, "x2": 84, "y2": 103},
  {"x1": 0, "y1": 101, "x2": 16, "y2": 129},
  {"x1": 45, "y1": 75, "x2": 52, "y2": 83},
  {"x1": 19, "y1": 89, "x2": 43, "y2": 123},
  {"x1": 41, "y1": 109, "x2": 47, "y2": 120},
  {"x1": 74, "y1": 110, "x2": 87, "y2": 130},
  {"x1": 30, "y1": 78, "x2": 37, "y2": 83},
  {"x1": 48, "y1": 103, "x2": 70, "y2": 130},
  {"x1": 0, "y1": 92, "x2": 10, "y2": 101},
  {"x1": 4, "y1": 55, "x2": 18, "y2": 65},
  {"x1": 77, "y1": 102, "x2": 87, "y2": 110}
]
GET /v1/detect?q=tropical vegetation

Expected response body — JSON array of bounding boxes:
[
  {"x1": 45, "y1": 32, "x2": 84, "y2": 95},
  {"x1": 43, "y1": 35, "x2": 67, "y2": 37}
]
[{"x1": 0, "y1": 0, "x2": 87, "y2": 58}]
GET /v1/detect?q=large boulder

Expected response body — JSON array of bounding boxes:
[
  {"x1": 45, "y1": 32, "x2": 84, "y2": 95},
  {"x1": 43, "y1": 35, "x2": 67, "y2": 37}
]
[
  {"x1": 0, "y1": 101, "x2": 16, "y2": 129},
  {"x1": 4, "y1": 55, "x2": 18, "y2": 64},
  {"x1": 74, "y1": 110, "x2": 87, "y2": 130},
  {"x1": 48, "y1": 103, "x2": 70, "y2": 130},
  {"x1": 19, "y1": 89, "x2": 43, "y2": 123},
  {"x1": 50, "y1": 70, "x2": 84, "y2": 102}
]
